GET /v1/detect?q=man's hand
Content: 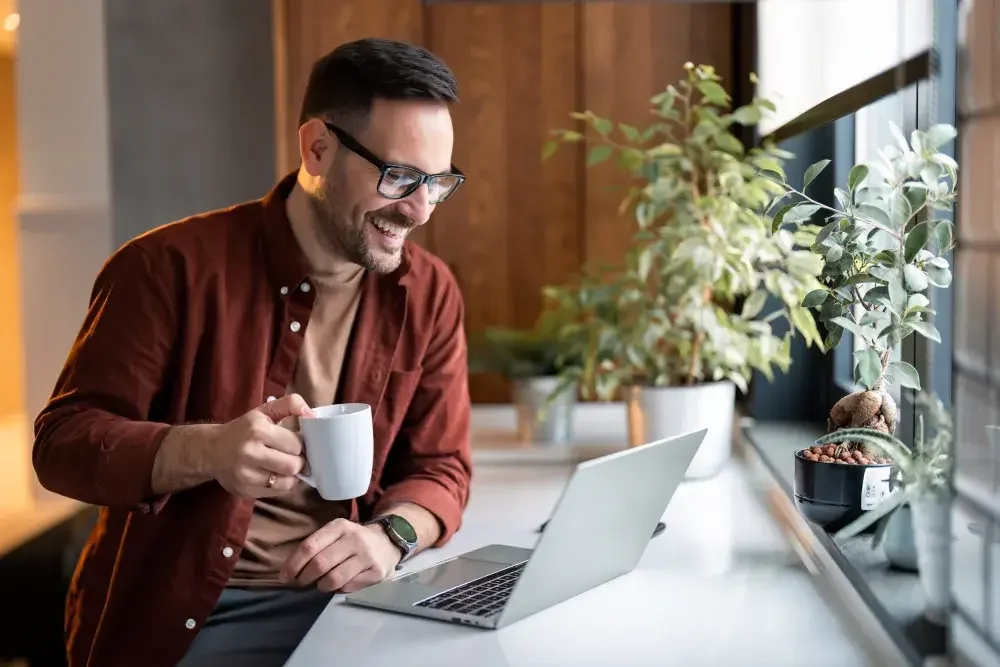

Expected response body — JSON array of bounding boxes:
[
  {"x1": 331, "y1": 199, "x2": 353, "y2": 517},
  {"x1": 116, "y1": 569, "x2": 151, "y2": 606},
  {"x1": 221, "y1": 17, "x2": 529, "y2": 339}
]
[
  {"x1": 204, "y1": 394, "x2": 315, "y2": 498},
  {"x1": 279, "y1": 518, "x2": 402, "y2": 593}
]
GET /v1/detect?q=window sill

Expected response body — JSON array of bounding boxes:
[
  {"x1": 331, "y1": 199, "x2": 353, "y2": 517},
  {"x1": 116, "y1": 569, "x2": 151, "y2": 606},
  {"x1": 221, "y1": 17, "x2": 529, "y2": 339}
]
[{"x1": 740, "y1": 420, "x2": 947, "y2": 666}]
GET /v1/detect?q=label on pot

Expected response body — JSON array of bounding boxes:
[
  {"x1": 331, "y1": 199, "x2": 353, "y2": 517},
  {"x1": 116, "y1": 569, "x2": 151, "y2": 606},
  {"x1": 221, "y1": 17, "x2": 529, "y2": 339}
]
[{"x1": 861, "y1": 466, "x2": 892, "y2": 510}]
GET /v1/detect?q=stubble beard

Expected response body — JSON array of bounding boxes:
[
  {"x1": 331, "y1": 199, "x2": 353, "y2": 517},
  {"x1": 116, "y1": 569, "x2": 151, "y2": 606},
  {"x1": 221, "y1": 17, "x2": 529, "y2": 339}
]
[{"x1": 308, "y1": 174, "x2": 405, "y2": 275}]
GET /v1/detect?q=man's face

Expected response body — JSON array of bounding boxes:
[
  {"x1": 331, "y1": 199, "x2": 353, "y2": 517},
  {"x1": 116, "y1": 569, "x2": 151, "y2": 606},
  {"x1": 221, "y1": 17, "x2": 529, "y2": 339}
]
[{"x1": 307, "y1": 99, "x2": 455, "y2": 274}]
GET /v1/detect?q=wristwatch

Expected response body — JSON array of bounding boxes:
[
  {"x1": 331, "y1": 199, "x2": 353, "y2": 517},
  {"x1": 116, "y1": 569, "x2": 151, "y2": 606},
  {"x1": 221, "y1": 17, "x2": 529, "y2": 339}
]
[{"x1": 366, "y1": 514, "x2": 418, "y2": 568}]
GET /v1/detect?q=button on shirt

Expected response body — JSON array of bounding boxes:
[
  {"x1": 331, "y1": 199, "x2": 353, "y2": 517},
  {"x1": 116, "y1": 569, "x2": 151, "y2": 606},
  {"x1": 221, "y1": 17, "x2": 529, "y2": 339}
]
[{"x1": 31, "y1": 173, "x2": 473, "y2": 667}]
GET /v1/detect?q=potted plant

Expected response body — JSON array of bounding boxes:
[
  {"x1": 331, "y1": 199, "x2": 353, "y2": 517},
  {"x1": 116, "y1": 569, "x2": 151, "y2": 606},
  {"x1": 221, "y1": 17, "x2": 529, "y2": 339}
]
[
  {"x1": 813, "y1": 391, "x2": 954, "y2": 623},
  {"x1": 542, "y1": 63, "x2": 826, "y2": 478},
  {"x1": 468, "y1": 296, "x2": 586, "y2": 444},
  {"x1": 768, "y1": 120, "x2": 958, "y2": 533}
]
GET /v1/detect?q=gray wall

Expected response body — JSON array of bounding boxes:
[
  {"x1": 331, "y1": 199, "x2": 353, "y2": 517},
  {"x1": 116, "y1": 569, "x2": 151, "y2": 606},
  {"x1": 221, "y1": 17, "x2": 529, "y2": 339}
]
[{"x1": 104, "y1": 0, "x2": 276, "y2": 246}]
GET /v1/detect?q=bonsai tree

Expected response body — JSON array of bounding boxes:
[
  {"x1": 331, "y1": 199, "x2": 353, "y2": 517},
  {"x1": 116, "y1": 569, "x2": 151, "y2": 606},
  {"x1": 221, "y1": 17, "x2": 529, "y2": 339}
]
[
  {"x1": 813, "y1": 390, "x2": 954, "y2": 543},
  {"x1": 541, "y1": 63, "x2": 826, "y2": 400},
  {"x1": 770, "y1": 121, "x2": 958, "y2": 461}
]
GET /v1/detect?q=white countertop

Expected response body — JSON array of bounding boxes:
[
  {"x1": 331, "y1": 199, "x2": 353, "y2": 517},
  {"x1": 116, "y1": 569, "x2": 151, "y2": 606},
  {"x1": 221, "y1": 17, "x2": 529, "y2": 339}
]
[{"x1": 287, "y1": 460, "x2": 873, "y2": 666}]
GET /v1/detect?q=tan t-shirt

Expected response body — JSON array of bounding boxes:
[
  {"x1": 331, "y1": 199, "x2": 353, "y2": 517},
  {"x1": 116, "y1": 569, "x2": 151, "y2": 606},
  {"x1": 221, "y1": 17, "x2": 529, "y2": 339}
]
[{"x1": 228, "y1": 222, "x2": 365, "y2": 586}]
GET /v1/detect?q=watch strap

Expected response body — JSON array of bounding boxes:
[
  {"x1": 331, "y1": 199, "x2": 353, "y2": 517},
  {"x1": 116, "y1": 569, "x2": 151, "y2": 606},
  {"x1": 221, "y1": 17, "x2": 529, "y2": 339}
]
[{"x1": 365, "y1": 515, "x2": 414, "y2": 569}]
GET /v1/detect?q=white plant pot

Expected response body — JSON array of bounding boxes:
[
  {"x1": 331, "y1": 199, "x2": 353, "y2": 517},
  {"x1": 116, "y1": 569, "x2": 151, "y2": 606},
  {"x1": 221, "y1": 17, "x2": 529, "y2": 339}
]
[
  {"x1": 911, "y1": 494, "x2": 951, "y2": 624},
  {"x1": 634, "y1": 380, "x2": 735, "y2": 479},
  {"x1": 512, "y1": 376, "x2": 576, "y2": 445},
  {"x1": 882, "y1": 504, "x2": 918, "y2": 572}
]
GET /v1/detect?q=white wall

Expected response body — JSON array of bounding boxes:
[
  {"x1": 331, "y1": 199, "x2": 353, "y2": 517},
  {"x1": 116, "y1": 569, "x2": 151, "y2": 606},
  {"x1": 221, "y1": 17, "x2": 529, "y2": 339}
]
[
  {"x1": 16, "y1": 0, "x2": 113, "y2": 430},
  {"x1": 756, "y1": 0, "x2": 933, "y2": 135}
]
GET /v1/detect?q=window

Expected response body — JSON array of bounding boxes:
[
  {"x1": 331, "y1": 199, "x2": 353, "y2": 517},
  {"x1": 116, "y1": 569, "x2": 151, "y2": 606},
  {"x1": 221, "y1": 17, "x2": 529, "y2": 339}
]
[
  {"x1": 950, "y1": 0, "x2": 1000, "y2": 662},
  {"x1": 756, "y1": 0, "x2": 933, "y2": 135}
]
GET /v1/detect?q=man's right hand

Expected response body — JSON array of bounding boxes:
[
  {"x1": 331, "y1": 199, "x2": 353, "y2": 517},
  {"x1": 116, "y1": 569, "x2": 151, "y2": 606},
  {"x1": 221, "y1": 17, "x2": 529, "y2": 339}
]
[
  {"x1": 151, "y1": 394, "x2": 315, "y2": 498},
  {"x1": 205, "y1": 394, "x2": 316, "y2": 498}
]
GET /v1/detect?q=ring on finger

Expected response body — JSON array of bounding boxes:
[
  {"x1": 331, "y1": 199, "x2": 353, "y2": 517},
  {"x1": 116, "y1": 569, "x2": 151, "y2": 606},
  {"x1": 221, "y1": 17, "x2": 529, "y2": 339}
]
[{"x1": 266, "y1": 473, "x2": 277, "y2": 489}]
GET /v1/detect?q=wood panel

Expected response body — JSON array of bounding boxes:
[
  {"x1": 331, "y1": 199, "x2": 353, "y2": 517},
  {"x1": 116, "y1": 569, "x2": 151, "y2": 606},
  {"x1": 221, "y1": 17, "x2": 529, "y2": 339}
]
[
  {"x1": 581, "y1": 2, "x2": 734, "y2": 267},
  {"x1": 424, "y1": 3, "x2": 583, "y2": 402},
  {"x1": 273, "y1": 1, "x2": 735, "y2": 403}
]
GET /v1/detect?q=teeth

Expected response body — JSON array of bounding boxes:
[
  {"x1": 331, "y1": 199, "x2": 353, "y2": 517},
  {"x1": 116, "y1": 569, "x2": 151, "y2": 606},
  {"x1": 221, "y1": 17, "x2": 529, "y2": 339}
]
[{"x1": 372, "y1": 218, "x2": 405, "y2": 238}]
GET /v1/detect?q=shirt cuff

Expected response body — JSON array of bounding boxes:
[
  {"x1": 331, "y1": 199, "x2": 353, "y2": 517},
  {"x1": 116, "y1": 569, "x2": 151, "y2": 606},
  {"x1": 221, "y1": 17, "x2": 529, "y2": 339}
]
[
  {"x1": 97, "y1": 420, "x2": 173, "y2": 513},
  {"x1": 373, "y1": 479, "x2": 464, "y2": 546}
]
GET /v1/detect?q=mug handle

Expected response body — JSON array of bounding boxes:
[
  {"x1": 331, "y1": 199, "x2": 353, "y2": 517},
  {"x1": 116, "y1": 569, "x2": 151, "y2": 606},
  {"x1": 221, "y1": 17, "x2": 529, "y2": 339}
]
[{"x1": 296, "y1": 472, "x2": 317, "y2": 488}]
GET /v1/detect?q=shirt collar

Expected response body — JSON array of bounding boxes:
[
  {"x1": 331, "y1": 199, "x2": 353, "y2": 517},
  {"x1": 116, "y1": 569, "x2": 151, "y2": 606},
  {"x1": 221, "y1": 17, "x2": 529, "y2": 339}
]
[{"x1": 261, "y1": 172, "x2": 413, "y2": 291}]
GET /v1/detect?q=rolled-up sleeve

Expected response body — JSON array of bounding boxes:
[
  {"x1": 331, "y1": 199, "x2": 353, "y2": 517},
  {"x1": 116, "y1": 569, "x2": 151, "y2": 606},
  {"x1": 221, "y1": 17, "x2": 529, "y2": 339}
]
[
  {"x1": 33, "y1": 242, "x2": 177, "y2": 511},
  {"x1": 373, "y1": 271, "x2": 473, "y2": 545}
]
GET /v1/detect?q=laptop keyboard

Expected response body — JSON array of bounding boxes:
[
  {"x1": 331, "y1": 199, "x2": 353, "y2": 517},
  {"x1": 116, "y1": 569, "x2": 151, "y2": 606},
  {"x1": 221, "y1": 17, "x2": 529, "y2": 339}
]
[{"x1": 415, "y1": 562, "x2": 526, "y2": 617}]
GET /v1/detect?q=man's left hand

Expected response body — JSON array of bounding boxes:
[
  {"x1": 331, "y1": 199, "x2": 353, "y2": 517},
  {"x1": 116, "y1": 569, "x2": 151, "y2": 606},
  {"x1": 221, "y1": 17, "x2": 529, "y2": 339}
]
[{"x1": 279, "y1": 518, "x2": 401, "y2": 593}]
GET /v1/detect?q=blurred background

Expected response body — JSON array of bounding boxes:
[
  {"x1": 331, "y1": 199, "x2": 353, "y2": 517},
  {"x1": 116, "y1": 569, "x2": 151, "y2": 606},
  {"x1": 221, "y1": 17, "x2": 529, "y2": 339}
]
[{"x1": 0, "y1": 1, "x2": 997, "y2": 666}]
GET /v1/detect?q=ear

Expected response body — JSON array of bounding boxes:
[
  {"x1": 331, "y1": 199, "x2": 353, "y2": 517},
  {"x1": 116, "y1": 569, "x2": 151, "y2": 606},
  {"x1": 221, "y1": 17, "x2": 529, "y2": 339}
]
[{"x1": 298, "y1": 118, "x2": 334, "y2": 177}]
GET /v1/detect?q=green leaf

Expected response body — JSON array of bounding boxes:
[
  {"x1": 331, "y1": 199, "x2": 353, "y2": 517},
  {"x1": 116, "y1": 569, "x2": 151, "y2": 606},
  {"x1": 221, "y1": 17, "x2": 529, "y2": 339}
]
[
  {"x1": 910, "y1": 320, "x2": 942, "y2": 343},
  {"x1": 784, "y1": 203, "x2": 821, "y2": 224},
  {"x1": 742, "y1": 289, "x2": 769, "y2": 319},
  {"x1": 925, "y1": 123, "x2": 958, "y2": 148},
  {"x1": 801, "y1": 289, "x2": 828, "y2": 308},
  {"x1": 696, "y1": 80, "x2": 730, "y2": 106},
  {"x1": 814, "y1": 427, "x2": 910, "y2": 462},
  {"x1": 887, "y1": 360, "x2": 921, "y2": 389},
  {"x1": 890, "y1": 121, "x2": 911, "y2": 153},
  {"x1": 824, "y1": 325, "x2": 844, "y2": 350},
  {"x1": 593, "y1": 118, "x2": 613, "y2": 135},
  {"x1": 903, "y1": 264, "x2": 929, "y2": 292},
  {"x1": 875, "y1": 249, "x2": 899, "y2": 266},
  {"x1": 541, "y1": 140, "x2": 559, "y2": 161},
  {"x1": 770, "y1": 203, "x2": 796, "y2": 233},
  {"x1": 890, "y1": 191, "x2": 913, "y2": 230},
  {"x1": 637, "y1": 247, "x2": 654, "y2": 281},
  {"x1": 789, "y1": 306, "x2": 823, "y2": 348},
  {"x1": 587, "y1": 145, "x2": 614, "y2": 166},
  {"x1": 926, "y1": 264, "x2": 953, "y2": 288},
  {"x1": 715, "y1": 132, "x2": 744, "y2": 155},
  {"x1": 731, "y1": 105, "x2": 762, "y2": 125},
  {"x1": 848, "y1": 164, "x2": 869, "y2": 193},
  {"x1": 856, "y1": 204, "x2": 892, "y2": 230},
  {"x1": 815, "y1": 220, "x2": 839, "y2": 245},
  {"x1": 888, "y1": 271, "x2": 907, "y2": 313},
  {"x1": 618, "y1": 123, "x2": 640, "y2": 142},
  {"x1": 834, "y1": 188, "x2": 851, "y2": 212},
  {"x1": 933, "y1": 220, "x2": 954, "y2": 250},
  {"x1": 833, "y1": 489, "x2": 911, "y2": 541},
  {"x1": 904, "y1": 221, "x2": 931, "y2": 262},
  {"x1": 855, "y1": 347, "x2": 883, "y2": 390},
  {"x1": 845, "y1": 273, "x2": 884, "y2": 286},
  {"x1": 802, "y1": 159, "x2": 831, "y2": 192}
]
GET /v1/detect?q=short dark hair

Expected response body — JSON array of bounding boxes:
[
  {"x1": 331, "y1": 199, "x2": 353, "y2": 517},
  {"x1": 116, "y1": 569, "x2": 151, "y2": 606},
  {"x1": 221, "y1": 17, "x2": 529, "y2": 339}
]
[{"x1": 297, "y1": 38, "x2": 459, "y2": 130}]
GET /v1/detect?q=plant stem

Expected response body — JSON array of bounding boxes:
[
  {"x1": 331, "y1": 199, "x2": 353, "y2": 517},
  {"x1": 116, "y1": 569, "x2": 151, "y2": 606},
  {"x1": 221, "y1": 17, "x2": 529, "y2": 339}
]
[{"x1": 763, "y1": 175, "x2": 903, "y2": 240}]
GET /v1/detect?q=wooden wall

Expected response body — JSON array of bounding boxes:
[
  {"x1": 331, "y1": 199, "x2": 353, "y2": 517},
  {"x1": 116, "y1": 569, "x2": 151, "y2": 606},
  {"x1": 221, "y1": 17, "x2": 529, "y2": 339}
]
[{"x1": 273, "y1": 1, "x2": 735, "y2": 402}]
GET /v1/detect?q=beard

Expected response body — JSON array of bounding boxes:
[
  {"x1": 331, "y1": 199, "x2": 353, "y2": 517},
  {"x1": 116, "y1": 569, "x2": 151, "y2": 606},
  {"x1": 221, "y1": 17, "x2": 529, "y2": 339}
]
[{"x1": 307, "y1": 170, "x2": 414, "y2": 274}]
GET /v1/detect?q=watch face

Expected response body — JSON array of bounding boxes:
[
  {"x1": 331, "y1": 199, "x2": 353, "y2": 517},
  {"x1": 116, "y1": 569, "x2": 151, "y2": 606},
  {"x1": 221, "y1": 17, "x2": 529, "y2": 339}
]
[{"x1": 388, "y1": 514, "x2": 417, "y2": 544}]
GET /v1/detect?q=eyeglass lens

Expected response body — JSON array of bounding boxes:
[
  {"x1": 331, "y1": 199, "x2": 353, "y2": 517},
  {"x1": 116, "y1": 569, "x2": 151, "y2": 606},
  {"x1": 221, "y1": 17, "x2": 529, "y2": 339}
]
[{"x1": 380, "y1": 166, "x2": 461, "y2": 204}]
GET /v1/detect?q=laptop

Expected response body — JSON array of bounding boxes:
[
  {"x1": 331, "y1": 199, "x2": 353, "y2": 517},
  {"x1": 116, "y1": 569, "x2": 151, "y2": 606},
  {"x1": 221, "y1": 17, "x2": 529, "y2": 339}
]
[{"x1": 343, "y1": 428, "x2": 707, "y2": 629}]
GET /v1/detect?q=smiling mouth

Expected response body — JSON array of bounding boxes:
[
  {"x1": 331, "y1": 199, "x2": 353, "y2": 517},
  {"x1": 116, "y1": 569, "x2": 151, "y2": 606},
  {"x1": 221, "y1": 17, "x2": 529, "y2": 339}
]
[{"x1": 369, "y1": 216, "x2": 409, "y2": 242}]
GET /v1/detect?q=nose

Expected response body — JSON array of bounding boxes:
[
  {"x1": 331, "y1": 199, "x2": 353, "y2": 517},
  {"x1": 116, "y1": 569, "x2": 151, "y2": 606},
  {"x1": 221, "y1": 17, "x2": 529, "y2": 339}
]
[{"x1": 398, "y1": 183, "x2": 434, "y2": 225}]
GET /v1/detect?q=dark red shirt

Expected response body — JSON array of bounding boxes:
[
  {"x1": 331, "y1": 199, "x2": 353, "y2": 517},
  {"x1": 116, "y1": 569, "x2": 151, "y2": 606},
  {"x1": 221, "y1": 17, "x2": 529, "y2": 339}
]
[{"x1": 32, "y1": 174, "x2": 473, "y2": 667}]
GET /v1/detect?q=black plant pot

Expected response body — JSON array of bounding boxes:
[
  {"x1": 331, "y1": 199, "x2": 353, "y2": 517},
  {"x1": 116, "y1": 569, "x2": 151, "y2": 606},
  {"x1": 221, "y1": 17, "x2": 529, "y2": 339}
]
[{"x1": 793, "y1": 449, "x2": 897, "y2": 533}]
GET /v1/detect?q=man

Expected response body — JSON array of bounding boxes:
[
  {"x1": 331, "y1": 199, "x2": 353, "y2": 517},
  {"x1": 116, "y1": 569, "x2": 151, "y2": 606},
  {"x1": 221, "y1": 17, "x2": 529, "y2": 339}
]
[{"x1": 32, "y1": 38, "x2": 472, "y2": 667}]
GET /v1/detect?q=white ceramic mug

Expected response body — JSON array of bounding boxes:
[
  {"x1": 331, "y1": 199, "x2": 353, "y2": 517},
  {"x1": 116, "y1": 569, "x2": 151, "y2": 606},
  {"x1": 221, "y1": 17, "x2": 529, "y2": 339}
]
[{"x1": 296, "y1": 403, "x2": 374, "y2": 501}]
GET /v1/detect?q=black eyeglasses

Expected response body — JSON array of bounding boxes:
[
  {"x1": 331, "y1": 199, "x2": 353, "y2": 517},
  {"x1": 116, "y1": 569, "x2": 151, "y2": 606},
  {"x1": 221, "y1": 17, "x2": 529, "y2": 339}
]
[{"x1": 325, "y1": 122, "x2": 465, "y2": 205}]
